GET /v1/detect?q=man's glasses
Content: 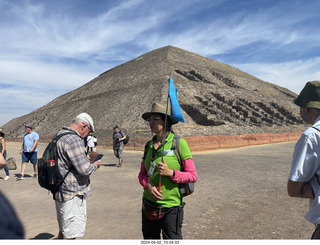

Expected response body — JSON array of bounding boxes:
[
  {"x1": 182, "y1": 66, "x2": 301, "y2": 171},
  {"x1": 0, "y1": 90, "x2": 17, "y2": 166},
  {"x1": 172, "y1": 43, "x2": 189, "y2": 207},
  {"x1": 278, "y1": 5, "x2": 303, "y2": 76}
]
[{"x1": 82, "y1": 122, "x2": 92, "y2": 133}]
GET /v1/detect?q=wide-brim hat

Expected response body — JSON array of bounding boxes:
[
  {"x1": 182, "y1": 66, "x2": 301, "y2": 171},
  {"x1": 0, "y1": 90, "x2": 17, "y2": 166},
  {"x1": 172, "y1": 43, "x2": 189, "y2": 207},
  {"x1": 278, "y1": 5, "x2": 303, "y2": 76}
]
[
  {"x1": 0, "y1": 128, "x2": 5, "y2": 136},
  {"x1": 294, "y1": 81, "x2": 320, "y2": 109},
  {"x1": 142, "y1": 103, "x2": 179, "y2": 124}
]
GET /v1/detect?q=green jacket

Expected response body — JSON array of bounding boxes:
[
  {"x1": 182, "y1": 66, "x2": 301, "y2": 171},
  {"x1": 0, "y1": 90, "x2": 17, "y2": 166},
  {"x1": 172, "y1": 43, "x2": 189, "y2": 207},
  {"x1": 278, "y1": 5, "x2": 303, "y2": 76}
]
[{"x1": 143, "y1": 132, "x2": 192, "y2": 208}]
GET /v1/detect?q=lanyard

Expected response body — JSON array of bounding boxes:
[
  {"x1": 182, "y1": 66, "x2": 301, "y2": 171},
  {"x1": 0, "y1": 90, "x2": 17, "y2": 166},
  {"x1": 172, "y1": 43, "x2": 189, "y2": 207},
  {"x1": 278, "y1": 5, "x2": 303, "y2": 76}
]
[
  {"x1": 150, "y1": 132, "x2": 170, "y2": 162},
  {"x1": 151, "y1": 142, "x2": 162, "y2": 162}
]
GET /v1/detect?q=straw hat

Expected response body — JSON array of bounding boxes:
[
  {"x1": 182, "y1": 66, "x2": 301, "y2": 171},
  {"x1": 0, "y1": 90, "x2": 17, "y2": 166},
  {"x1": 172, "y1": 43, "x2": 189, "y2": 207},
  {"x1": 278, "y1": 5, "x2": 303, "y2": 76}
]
[
  {"x1": 294, "y1": 81, "x2": 320, "y2": 109},
  {"x1": 142, "y1": 103, "x2": 178, "y2": 124}
]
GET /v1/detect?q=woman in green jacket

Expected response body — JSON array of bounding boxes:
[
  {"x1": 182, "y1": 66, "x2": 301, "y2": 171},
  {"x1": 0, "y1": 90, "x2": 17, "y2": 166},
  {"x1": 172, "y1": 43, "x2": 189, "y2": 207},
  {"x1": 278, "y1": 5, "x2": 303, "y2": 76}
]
[{"x1": 138, "y1": 103, "x2": 197, "y2": 239}]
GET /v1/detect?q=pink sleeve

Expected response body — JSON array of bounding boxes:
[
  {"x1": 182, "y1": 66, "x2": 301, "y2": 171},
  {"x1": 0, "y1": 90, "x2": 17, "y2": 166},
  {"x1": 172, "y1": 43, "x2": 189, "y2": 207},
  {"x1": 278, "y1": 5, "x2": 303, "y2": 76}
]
[
  {"x1": 138, "y1": 161, "x2": 149, "y2": 189},
  {"x1": 170, "y1": 158, "x2": 197, "y2": 183}
]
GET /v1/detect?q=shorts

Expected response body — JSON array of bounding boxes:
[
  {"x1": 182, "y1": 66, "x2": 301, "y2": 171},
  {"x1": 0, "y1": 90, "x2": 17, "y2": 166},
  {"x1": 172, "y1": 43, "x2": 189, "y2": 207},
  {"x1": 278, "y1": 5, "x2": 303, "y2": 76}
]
[
  {"x1": 55, "y1": 196, "x2": 87, "y2": 239},
  {"x1": 114, "y1": 149, "x2": 123, "y2": 159},
  {"x1": 22, "y1": 152, "x2": 37, "y2": 164}
]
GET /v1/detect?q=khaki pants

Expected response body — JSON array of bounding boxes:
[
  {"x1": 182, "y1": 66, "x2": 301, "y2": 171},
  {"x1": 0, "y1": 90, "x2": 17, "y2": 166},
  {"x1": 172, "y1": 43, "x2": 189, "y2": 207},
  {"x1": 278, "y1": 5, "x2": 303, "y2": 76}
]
[{"x1": 55, "y1": 195, "x2": 87, "y2": 239}]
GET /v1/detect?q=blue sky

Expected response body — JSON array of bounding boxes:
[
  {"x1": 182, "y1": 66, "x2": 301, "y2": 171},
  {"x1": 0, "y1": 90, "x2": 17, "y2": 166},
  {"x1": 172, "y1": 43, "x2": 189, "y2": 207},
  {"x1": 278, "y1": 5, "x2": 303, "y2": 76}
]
[{"x1": 0, "y1": 0, "x2": 319, "y2": 126}]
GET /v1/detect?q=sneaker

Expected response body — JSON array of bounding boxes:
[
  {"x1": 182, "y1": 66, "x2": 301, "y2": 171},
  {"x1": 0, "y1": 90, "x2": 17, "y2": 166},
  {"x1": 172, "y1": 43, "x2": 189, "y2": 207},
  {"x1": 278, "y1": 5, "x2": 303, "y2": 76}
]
[
  {"x1": 18, "y1": 175, "x2": 25, "y2": 180},
  {"x1": 4, "y1": 176, "x2": 10, "y2": 180},
  {"x1": 33, "y1": 174, "x2": 38, "y2": 178}
]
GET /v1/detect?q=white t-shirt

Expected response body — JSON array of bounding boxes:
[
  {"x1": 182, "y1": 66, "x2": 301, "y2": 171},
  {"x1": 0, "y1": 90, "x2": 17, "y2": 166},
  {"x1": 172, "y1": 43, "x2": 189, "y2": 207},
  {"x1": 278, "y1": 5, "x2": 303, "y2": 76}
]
[{"x1": 87, "y1": 135, "x2": 94, "y2": 148}]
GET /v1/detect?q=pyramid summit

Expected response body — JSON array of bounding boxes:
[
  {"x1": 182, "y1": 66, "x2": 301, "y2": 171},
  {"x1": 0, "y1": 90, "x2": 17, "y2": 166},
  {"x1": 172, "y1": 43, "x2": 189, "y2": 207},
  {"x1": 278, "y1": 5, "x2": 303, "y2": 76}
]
[{"x1": 2, "y1": 46, "x2": 303, "y2": 145}]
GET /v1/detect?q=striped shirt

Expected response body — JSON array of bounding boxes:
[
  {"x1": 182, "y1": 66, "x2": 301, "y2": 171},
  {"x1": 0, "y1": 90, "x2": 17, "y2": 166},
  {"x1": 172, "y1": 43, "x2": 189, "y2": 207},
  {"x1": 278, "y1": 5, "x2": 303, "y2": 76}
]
[{"x1": 54, "y1": 127, "x2": 98, "y2": 201}]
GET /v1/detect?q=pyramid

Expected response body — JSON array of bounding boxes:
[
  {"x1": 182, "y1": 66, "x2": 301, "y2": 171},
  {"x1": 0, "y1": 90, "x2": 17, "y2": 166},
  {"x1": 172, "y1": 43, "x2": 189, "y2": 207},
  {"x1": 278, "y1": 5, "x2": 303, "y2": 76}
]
[{"x1": 2, "y1": 46, "x2": 303, "y2": 145}]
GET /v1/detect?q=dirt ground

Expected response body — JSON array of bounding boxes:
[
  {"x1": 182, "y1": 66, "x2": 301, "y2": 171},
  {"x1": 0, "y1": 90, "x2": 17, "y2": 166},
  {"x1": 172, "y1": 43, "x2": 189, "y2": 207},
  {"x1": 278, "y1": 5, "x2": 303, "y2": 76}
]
[{"x1": 0, "y1": 141, "x2": 314, "y2": 240}]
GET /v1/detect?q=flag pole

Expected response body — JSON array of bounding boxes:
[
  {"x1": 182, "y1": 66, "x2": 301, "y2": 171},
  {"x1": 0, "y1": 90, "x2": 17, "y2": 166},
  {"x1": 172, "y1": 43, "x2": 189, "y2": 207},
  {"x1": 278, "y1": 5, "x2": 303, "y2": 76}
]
[{"x1": 158, "y1": 75, "x2": 171, "y2": 193}]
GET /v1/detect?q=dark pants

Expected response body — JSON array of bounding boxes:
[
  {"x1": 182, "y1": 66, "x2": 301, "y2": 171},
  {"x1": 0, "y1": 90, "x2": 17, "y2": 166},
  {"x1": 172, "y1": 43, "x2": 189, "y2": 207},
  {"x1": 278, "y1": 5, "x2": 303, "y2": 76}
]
[
  {"x1": 312, "y1": 225, "x2": 320, "y2": 239},
  {"x1": 142, "y1": 205, "x2": 184, "y2": 240}
]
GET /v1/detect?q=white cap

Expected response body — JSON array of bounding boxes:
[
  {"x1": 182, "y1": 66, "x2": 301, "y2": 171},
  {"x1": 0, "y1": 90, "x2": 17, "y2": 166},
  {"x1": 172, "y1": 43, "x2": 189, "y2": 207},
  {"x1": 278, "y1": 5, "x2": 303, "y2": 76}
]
[{"x1": 76, "y1": 113, "x2": 95, "y2": 132}]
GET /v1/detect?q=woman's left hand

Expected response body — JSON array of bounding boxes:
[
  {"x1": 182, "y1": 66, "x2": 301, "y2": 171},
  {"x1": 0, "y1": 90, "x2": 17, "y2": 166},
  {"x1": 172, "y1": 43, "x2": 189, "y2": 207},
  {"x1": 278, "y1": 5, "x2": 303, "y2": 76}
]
[{"x1": 158, "y1": 161, "x2": 174, "y2": 177}]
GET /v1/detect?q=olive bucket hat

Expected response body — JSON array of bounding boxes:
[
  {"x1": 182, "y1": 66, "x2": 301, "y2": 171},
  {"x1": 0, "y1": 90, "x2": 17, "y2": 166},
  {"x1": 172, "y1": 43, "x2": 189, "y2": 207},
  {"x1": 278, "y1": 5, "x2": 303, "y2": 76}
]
[
  {"x1": 142, "y1": 103, "x2": 178, "y2": 124},
  {"x1": 294, "y1": 81, "x2": 320, "y2": 109}
]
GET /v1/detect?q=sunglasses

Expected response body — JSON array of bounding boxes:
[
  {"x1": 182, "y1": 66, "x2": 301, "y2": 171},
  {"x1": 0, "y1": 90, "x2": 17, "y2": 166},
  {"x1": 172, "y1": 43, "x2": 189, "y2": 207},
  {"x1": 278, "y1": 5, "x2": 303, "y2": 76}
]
[{"x1": 82, "y1": 122, "x2": 93, "y2": 133}]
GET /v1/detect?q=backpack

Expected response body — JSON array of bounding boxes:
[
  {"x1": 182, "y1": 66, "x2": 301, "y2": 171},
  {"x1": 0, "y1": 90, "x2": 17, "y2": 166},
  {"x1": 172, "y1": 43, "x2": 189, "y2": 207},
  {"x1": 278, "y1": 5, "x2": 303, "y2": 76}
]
[
  {"x1": 37, "y1": 132, "x2": 77, "y2": 199},
  {"x1": 6, "y1": 157, "x2": 17, "y2": 170},
  {"x1": 143, "y1": 134, "x2": 195, "y2": 198},
  {"x1": 120, "y1": 131, "x2": 129, "y2": 144},
  {"x1": 171, "y1": 135, "x2": 195, "y2": 197}
]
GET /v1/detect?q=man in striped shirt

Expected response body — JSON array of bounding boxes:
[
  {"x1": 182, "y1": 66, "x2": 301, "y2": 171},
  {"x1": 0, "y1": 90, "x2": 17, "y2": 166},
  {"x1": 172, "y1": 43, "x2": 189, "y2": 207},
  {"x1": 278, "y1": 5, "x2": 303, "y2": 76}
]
[{"x1": 54, "y1": 113, "x2": 101, "y2": 239}]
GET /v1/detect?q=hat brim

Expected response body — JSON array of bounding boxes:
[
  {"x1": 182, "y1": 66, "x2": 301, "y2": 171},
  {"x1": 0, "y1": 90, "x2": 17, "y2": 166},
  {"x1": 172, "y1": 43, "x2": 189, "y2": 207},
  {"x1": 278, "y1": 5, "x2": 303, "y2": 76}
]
[
  {"x1": 142, "y1": 112, "x2": 179, "y2": 124},
  {"x1": 294, "y1": 81, "x2": 320, "y2": 109},
  {"x1": 294, "y1": 95, "x2": 320, "y2": 109}
]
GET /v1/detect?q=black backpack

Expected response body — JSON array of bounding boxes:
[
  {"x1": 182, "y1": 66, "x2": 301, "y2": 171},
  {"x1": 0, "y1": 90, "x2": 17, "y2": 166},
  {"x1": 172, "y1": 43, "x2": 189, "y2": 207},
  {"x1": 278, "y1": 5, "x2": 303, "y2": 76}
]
[
  {"x1": 120, "y1": 131, "x2": 129, "y2": 144},
  {"x1": 37, "y1": 132, "x2": 76, "y2": 199},
  {"x1": 171, "y1": 135, "x2": 195, "y2": 197}
]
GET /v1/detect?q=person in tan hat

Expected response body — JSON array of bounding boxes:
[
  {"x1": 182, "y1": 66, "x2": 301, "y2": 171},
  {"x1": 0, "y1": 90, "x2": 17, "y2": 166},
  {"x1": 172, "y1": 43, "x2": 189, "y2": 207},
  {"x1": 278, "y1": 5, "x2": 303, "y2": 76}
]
[
  {"x1": 288, "y1": 81, "x2": 320, "y2": 239},
  {"x1": 138, "y1": 102, "x2": 197, "y2": 239},
  {"x1": 0, "y1": 129, "x2": 10, "y2": 180}
]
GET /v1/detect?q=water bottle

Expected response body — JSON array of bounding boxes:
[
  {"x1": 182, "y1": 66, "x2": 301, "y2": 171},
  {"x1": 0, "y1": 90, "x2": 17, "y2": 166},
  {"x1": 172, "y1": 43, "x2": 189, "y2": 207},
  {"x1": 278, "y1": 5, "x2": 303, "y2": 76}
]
[{"x1": 47, "y1": 160, "x2": 55, "y2": 185}]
